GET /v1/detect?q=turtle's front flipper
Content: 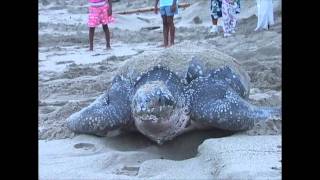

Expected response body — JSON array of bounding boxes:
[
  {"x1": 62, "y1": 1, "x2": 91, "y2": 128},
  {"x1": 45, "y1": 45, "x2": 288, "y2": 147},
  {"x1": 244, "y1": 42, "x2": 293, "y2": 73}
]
[
  {"x1": 188, "y1": 78, "x2": 281, "y2": 131},
  {"x1": 66, "y1": 75, "x2": 133, "y2": 136}
]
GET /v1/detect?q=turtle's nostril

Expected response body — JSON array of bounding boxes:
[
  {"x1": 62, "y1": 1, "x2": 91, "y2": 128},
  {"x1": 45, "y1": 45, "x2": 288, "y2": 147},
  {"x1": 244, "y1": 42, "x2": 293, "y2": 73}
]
[
  {"x1": 158, "y1": 97, "x2": 162, "y2": 105},
  {"x1": 164, "y1": 97, "x2": 174, "y2": 106}
]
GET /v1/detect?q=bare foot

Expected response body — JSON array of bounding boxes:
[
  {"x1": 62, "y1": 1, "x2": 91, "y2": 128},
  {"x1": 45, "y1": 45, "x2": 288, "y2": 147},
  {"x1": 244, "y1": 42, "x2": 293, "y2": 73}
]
[
  {"x1": 167, "y1": 42, "x2": 175, "y2": 48},
  {"x1": 157, "y1": 44, "x2": 166, "y2": 48}
]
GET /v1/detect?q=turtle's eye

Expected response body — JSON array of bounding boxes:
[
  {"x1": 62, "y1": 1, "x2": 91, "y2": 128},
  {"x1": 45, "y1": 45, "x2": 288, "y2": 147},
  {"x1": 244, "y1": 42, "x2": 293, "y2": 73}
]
[
  {"x1": 145, "y1": 97, "x2": 151, "y2": 103},
  {"x1": 158, "y1": 96, "x2": 174, "y2": 106},
  {"x1": 106, "y1": 94, "x2": 110, "y2": 105}
]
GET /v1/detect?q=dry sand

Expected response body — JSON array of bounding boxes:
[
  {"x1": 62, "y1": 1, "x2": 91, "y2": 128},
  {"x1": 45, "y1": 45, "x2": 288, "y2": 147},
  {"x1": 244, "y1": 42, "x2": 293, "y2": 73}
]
[{"x1": 39, "y1": 0, "x2": 282, "y2": 179}]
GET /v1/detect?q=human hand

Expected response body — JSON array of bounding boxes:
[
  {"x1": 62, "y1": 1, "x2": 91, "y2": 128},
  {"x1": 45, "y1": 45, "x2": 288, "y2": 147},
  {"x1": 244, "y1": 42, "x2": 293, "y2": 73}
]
[
  {"x1": 108, "y1": 8, "x2": 112, "y2": 16},
  {"x1": 171, "y1": 4, "x2": 176, "y2": 12},
  {"x1": 154, "y1": 6, "x2": 158, "y2": 14}
]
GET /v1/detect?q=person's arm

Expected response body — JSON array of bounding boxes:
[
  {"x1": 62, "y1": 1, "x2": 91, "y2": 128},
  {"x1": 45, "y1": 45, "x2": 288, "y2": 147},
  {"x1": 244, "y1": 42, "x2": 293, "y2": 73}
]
[
  {"x1": 171, "y1": 0, "x2": 177, "y2": 12},
  {"x1": 173, "y1": 0, "x2": 177, "y2": 5},
  {"x1": 108, "y1": 0, "x2": 112, "y2": 16},
  {"x1": 154, "y1": 0, "x2": 159, "y2": 14}
]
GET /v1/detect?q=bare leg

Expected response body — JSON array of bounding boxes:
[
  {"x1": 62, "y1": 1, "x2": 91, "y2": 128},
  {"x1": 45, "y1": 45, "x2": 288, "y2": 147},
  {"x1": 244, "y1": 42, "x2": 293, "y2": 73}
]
[
  {"x1": 172, "y1": 25, "x2": 175, "y2": 45},
  {"x1": 209, "y1": 17, "x2": 218, "y2": 34},
  {"x1": 212, "y1": 18, "x2": 218, "y2": 25},
  {"x1": 89, "y1": 27, "x2": 95, "y2": 51},
  {"x1": 161, "y1": 16, "x2": 169, "y2": 47},
  {"x1": 102, "y1": 24, "x2": 111, "y2": 49},
  {"x1": 167, "y1": 16, "x2": 175, "y2": 46}
]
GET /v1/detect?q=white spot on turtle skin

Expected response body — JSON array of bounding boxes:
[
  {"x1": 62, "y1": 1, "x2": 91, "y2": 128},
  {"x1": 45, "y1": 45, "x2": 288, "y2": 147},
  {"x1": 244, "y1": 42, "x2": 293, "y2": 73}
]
[{"x1": 156, "y1": 139, "x2": 162, "y2": 144}]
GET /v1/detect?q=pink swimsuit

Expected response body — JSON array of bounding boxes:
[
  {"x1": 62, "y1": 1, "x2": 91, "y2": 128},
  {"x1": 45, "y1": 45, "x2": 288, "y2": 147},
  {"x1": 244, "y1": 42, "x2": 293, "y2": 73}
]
[{"x1": 88, "y1": 0, "x2": 114, "y2": 27}]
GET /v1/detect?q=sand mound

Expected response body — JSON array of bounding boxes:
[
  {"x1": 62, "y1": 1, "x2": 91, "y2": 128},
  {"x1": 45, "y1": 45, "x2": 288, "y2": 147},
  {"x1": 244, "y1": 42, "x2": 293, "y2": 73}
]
[{"x1": 118, "y1": 41, "x2": 249, "y2": 85}]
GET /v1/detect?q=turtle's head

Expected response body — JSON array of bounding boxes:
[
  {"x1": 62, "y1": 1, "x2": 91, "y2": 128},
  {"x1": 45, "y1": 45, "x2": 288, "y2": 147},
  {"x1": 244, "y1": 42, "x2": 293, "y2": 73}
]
[{"x1": 132, "y1": 81, "x2": 189, "y2": 144}]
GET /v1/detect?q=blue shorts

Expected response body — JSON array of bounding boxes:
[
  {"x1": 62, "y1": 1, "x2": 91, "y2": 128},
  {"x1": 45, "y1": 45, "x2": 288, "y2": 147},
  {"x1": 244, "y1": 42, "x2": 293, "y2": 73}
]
[{"x1": 160, "y1": 6, "x2": 178, "y2": 16}]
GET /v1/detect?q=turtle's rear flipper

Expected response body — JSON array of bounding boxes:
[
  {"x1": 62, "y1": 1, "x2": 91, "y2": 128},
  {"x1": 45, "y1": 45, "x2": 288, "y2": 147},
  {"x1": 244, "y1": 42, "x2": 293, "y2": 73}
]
[
  {"x1": 189, "y1": 78, "x2": 281, "y2": 131},
  {"x1": 66, "y1": 75, "x2": 133, "y2": 136}
]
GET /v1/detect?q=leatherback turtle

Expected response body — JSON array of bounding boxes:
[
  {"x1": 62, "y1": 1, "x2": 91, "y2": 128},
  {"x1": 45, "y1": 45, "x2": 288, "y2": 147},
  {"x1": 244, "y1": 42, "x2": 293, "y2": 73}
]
[{"x1": 66, "y1": 47, "x2": 281, "y2": 144}]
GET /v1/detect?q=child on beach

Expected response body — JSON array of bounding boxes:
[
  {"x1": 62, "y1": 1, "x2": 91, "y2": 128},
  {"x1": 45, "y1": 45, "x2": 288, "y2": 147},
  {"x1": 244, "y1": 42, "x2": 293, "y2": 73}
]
[
  {"x1": 209, "y1": 0, "x2": 222, "y2": 34},
  {"x1": 87, "y1": 0, "x2": 114, "y2": 51},
  {"x1": 209, "y1": 0, "x2": 240, "y2": 35},
  {"x1": 154, "y1": 0, "x2": 178, "y2": 47},
  {"x1": 222, "y1": 0, "x2": 238, "y2": 37}
]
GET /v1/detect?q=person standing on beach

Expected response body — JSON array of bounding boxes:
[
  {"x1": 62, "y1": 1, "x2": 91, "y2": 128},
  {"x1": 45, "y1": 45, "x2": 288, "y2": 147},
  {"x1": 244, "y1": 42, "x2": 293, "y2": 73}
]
[
  {"x1": 209, "y1": 0, "x2": 240, "y2": 35},
  {"x1": 154, "y1": 0, "x2": 178, "y2": 47},
  {"x1": 222, "y1": 0, "x2": 238, "y2": 37},
  {"x1": 255, "y1": 0, "x2": 274, "y2": 31},
  {"x1": 209, "y1": 0, "x2": 222, "y2": 34},
  {"x1": 87, "y1": 0, "x2": 114, "y2": 51}
]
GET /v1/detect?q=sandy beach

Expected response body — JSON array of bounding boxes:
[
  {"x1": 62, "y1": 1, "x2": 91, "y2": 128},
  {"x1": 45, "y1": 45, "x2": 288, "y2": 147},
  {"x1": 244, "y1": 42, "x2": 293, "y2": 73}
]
[{"x1": 39, "y1": 0, "x2": 282, "y2": 179}]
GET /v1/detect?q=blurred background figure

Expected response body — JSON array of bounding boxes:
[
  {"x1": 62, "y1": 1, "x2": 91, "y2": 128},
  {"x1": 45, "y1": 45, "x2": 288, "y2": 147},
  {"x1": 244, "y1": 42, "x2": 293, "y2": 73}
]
[{"x1": 255, "y1": 0, "x2": 274, "y2": 31}]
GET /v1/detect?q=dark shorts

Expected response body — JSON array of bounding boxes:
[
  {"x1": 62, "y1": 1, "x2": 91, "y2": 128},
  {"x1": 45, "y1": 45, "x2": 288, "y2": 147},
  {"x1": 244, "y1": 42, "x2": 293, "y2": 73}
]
[
  {"x1": 160, "y1": 6, "x2": 178, "y2": 16},
  {"x1": 210, "y1": 0, "x2": 222, "y2": 19}
]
